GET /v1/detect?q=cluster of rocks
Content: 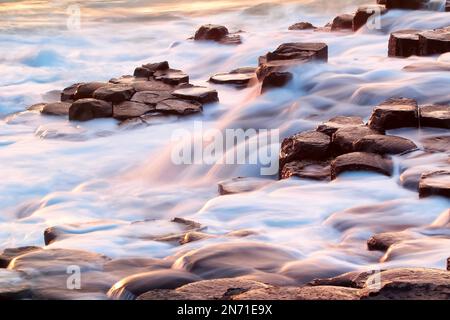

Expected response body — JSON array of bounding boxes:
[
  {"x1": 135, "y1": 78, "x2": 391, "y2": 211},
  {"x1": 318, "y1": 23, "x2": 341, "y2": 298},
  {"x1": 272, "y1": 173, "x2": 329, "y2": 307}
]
[
  {"x1": 193, "y1": 24, "x2": 242, "y2": 45},
  {"x1": 32, "y1": 61, "x2": 219, "y2": 123},
  {"x1": 389, "y1": 26, "x2": 450, "y2": 57},
  {"x1": 280, "y1": 97, "x2": 450, "y2": 199}
]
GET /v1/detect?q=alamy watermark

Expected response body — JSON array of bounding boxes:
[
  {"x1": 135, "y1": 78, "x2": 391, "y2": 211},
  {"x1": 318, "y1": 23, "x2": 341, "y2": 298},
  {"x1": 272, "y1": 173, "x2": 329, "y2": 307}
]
[{"x1": 170, "y1": 122, "x2": 280, "y2": 176}]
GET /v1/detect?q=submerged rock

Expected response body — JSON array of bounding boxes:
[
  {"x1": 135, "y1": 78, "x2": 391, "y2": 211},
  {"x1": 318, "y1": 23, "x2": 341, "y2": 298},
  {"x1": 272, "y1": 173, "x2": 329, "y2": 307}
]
[
  {"x1": 419, "y1": 170, "x2": 450, "y2": 198},
  {"x1": 218, "y1": 177, "x2": 270, "y2": 195},
  {"x1": 353, "y1": 134, "x2": 417, "y2": 155},
  {"x1": 288, "y1": 22, "x2": 316, "y2": 30},
  {"x1": 41, "y1": 102, "x2": 71, "y2": 116},
  {"x1": 368, "y1": 97, "x2": 418, "y2": 131},
  {"x1": 367, "y1": 231, "x2": 415, "y2": 251},
  {"x1": 317, "y1": 116, "x2": 365, "y2": 136},
  {"x1": 69, "y1": 98, "x2": 112, "y2": 121},
  {"x1": 0, "y1": 269, "x2": 31, "y2": 300},
  {"x1": 0, "y1": 246, "x2": 41, "y2": 268},
  {"x1": 261, "y1": 71, "x2": 293, "y2": 92},
  {"x1": 419, "y1": 104, "x2": 450, "y2": 129},
  {"x1": 331, "y1": 152, "x2": 393, "y2": 179},
  {"x1": 281, "y1": 160, "x2": 331, "y2": 181}
]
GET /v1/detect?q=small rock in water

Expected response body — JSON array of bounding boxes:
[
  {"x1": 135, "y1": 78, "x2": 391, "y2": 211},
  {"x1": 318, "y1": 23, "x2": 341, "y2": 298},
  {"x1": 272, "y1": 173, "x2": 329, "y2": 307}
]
[
  {"x1": 74, "y1": 82, "x2": 108, "y2": 100},
  {"x1": 218, "y1": 177, "x2": 271, "y2": 195},
  {"x1": 388, "y1": 30, "x2": 420, "y2": 57},
  {"x1": 332, "y1": 126, "x2": 379, "y2": 155},
  {"x1": 331, "y1": 14, "x2": 354, "y2": 31},
  {"x1": 113, "y1": 101, "x2": 154, "y2": 120},
  {"x1": 69, "y1": 98, "x2": 113, "y2": 121},
  {"x1": 193, "y1": 24, "x2": 241, "y2": 45},
  {"x1": 368, "y1": 97, "x2": 418, "y2": 131},
  {"x1": 155, "y1": 99, "x2": 202, "y2": 115},
  {"x1": 210, "y1": 67, "x2": 256, "y2": 87},
  {"x1": 41, "y1": 102, "x2": 71, "y2": 116},
  {"x1": 261, "y1": 71, "x2": 293, "y2": 93},
  {"x1": 367, "y1": 231, "x2": 415, "y2": 251},
  {"x1": 281, "y1": 160, "x2": 331, "y2": 181},
  {"x1": 288, "y1": 22, "x2": 316, "y2": 30},
  {"x1": 317, "y1": 116, "x2": 365, "y2": 136},
  {"x1": 172, "y1": 86, "x2": 218, "y2": 104},
  {"x1": 93, "y1": 84, "x2": 135, "y2": 103},
  {"x1": 419, "y1": 170, "x2": 450, "y2": 198},
  {"x1": 353, "y1": 134, "x2": 417, "y2": 155},
  {"x1": 61, "y1": 83, "x2": 82, "y2": 101},
  {"x1": 419, "y1": 104, "x2": 450, "y2": 129},
  {"x1": 0, "y1": 246, "x2": 41, "y2": 268},
  {"x1": 331, "y1": 152, "x2": 393, "y2": 179}
]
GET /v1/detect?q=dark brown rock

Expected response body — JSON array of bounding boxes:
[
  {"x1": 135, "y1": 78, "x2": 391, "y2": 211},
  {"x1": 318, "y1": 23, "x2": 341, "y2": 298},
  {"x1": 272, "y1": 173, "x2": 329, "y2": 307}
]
[
  {"x1": 172, "y1": 86, "x2": 219, "y2": 104},
  {"x1": 74, "y1": 82, "x2": 108, "y2": 100},
  {"x1": 367, "y1": 231, "x2": 414, "y2": 251},
  {"x1": 134, "y1": 62, "x2": 170, "y2": 79},
  {"x1": 130, "y1": 91, "x2": 173, "y2": 105},
  {"x1": 353, "y1": 5, "x2": 387, "y2": 31},
  {"x1": 331, "y1": 152, "x2": 393, "y2": 179},
  {"x1": 61, "y1": 83, "x2": 82, "y2": 101},
  {"x1": 368, "y1": 98, "x2": 418, "y2": 131},
  {"x1": 261, "y1": 72, "x2": 293, "y2": 92},
  {"x1": 280, "y1": 131, "x2": 331, "y2": 169},
  {"x1": 113, "y1": 101, "x2": 154, "y2": 120},
  {"x1": 264, "y1": 42, "x2": 328, "y2": 63},
  {"x1": 420, "y1": 104, "x2": 450, "y2": 129},
  {"x1": 419, "y1": 28, "x2": 450, "y2": 56},
  {"x1": 281, "y1": 160, "x2": 331, "y2": 181},
  {"x1": 155, "y1": 99, "x2": 202, "y2": 115},
  {"x1": 354, "y1": 134, "x2": 417, "y2": 155},
  {"x1": 383, "y1": 0, "x2": 428, "y2": 9},
  {"x1": 41, "y1": 102, "x2": 71, "y2": 116},
  {"x1": 0, "y1": 246, "x2": 41, "y2": 268},
  {"x1": 331, "y1": 14, "x2": 354, "y2": 31},
  {"x1": 218, "y1": 177, "x2": 270, "y2": 195},
  {"x1": 132, "y1": 80, "x2": 175, "y2": 92},
  {"x1": 289, "y1": 22, "x2": 316, "y2": 30},
  {"x1": 194, "y1": 24, "x2": 229, "y2": 41},
  {"x1": 210, "y1": 68, "x2": 256, "y2": 87},
  {"x1": 421, "y1": 135, "x2": 450, "y2": 153},
  {"x1": 93, "y1": 85, "x2": 135, "y2": 103},
  {"x1": 388, "y1": 30, "x2": 420, "y2": 57},
  {"x1": 69, "y1": 98, "x2": 113, "y2": 121},
  {"x1": 419, "y1": 170, "x2": 450, "y2": 198},
  {"x1": 317, "y1": 116, "x2": 365, "y2": 136},
  {"x1": 332, "y1": 126, "x2": 379, "y2": 155}
]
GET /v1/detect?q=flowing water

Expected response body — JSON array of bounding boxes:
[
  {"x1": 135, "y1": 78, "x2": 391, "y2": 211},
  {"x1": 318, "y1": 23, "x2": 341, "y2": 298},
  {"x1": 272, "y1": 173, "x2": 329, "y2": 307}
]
[{"x1": 0, "y1": 0, "x2": 449, "y2": 298}]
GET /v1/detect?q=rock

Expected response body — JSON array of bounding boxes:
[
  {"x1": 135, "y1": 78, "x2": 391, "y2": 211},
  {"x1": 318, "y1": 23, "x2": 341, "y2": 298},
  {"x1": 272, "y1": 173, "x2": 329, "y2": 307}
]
[
  {"x1": 383, "y1": 0, "x2": 428, "y2": 9},
  {"x1": 194, "y1": 24, "x2": 229, "y2": 41},
  {"x1": 41, "y1": 102, "x2": 71, "y2": 116},
  {"x1": 368, "y1": 97, "x2": 418, "y2": 131},
  {"x1": 172, "y1": 86, "x2": 219, "y2": 104},
  {"x1": 331, "y1": 14, "x2": 354, "y2": 31},
  {"x1": 419, "y1": 105, "x2": 450, "y2": 129},
  {"x1": 367, "y1": 231, "x2": 414, "y2": 251},
  {"x1": 232, "y1": 286, "x2": 360, "y2": 300},
  {"x1": 353, "y1": 5, "x2": 387, "y2": 31},
  {"x1": 310, "y1": 270, "x2": 376, "y2": 288},
  {"x1": 354, "y1": 134, "x2": 417, "y2": 155},
  {"x1": 0, "y1": 269, "x2": 31, "y2": 300},
  {"x1": 74, "y1": 82, "x2": 108, "y2": 100},
  {"x1": 113, "y1": 101, "x2": 154, "y2": 120},
  {"x1": 93, "y1": 85, "x2": 135, "y2": 103},
  {"x1": 107, "y1": 269, "x2": 201, "y2": 300},
  {"x1": 171, "y1": 217, "x2": 202, "y2": 230},
  {"x1": 69, "y1": 98, "x2": 113, "y2": 121},
  {"x1": 27, "y1": 103, "x2": 46, "y2": 112},
  {"x1": 155, "y1": 99, "x2": 202, "y2": 115},
  {"x1": 280, "y1": 160, "x2": 331, "y2": 181},
  {"x1": 130, "y1": 91, "x2": 173, "y2": 105},
  {"x1": 109, "y1": 75, "x2": 138, "y2": 85},
  {"x1": 332, "y1": 126, "x2": 379, "y2": 155},
  {"x1": 419, "y1": 170, "x2": 450, "y2": 198},
  {"x1": 180, "y1": 232, "x2": 215, "y2": 245},
  {"x1": 331, "y1": 152, "x2": 393, "y2": 179},
  {"x1": 134, "y1": 61, "x2": 169, "y2": 78},
  {"x1": 0, "y1": 246, "x2": 41, "y2": 268},
  {"x1": 154, "y1": 69, "x2": 189, "y2": 85},
  {"x1": 360, "y1": 268, "x2": 450, "y2": 300},
  {"x1": 280, "y1": 131, "x2": 331, "y2": 170},
  {"x1": 317, "y1": 116, "x2": 365, "y2": 136},
  {"x1": 388, "y1": 30, "x2": 420, "y2": 57},
  {"x1": 446, "y1": 0, "x2": 450, "y2": 12},
  {"x1": 418, "y1": 28, "x2": 450, "y2": 56},
  {"x1": 218, "y1": 177, "x2": 271, "y2": 195},
  {"x1": 138, "y1": 279, "x2": 268, "y2": 300},
  {"x1": 131, "y1": 79, "x2": 175, "y2": 92},
  {"x1": 61, "y1": 83, "x2": 82, "y2": 101},
  {"x1": 288, "y1": 22, "x2": 316, "y2": 30},
  {"x1": 210, "y1": 67, "x2": 256, "y2": 87},
  {"x1": 421, "y1": 135, "x2": 450, "y2": 153},
  {"x1": 448, "y1": 257, "x2": 450, "y2": 271},
  {"x1": 261, "y1": 72, "x2": 293, "y2": 92}
]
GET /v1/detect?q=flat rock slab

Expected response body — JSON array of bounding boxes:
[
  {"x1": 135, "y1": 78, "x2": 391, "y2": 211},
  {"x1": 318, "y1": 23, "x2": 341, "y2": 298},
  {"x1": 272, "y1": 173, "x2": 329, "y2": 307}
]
[
  {"x1": 132, "y1": 80, "x2": 175, "y2": 92},
  {"x1": 332, "y1": 126, "x2": 379, "y2": 155},
  {"x1": 218, "y1": 177, "x2": 271, "y2": 195},
  {"x1": 155, "y1": 99, "x2": 202, "y2": 115},
  {"x1": 421, "y1": 135, "x2": 450, "y2": 153},
  {"x1": 368, "y1": 97, "x2": 418, "y2": 131},
  {"x1": 210, "y1": 68, "x2": 256, "y2": 87},
  {"x1": 317, "y1": 116, "x2": 365, "y2": 136},
  {"x1": 281, "y1": 160, "x2": 331, "y2": 181},
  {"x1": 354, "y1": 134, "x2": 417, "y2": 155},
  {"x1": 419, "y1": 170, "x2": 450, "y2": 198},
  {"x1": 131, "y1": 91, "x2": 173, "y2": 105},
  {"x1": 41, "y1": 102, "x2": 71, "y2": 116},
  {"x1": 420, "y1": 104, "x2": 450, "y2": 129},
  {"x1": 389, "y1": 30, "x2": 420, "y2": 57},
  {"x1": 331, "y1": 152, "x2": 393, "y2": 179},
  {"x1": 93, "y1": 85, "x2": 135, "y2": 103},
  {"x1": 172, "y1": 86, "x2": 219, "y2": 104},
  {"x1": 280, "y1": 130, "x2": 331, "y2": 168},
  {"x1": 138, "y1": 279, "x2": 268, "y2": 300},
  {"x1": 69, "y1": 98, "x2": 113, "y2": 121},
  {"x1": 289, "y1": 22, "x2": 316, "y2": 30},
  {"x1": 418, "y1": 27, "x2": 450, "y2": 56},
  {"x1": 367, "y1": 231, "x2": 415, "y2": 251},
  {"x1": 0, "y1": 246, "x2": 41, "y2": 268},
  {"x1": 74, "y1": 82, "x2": 108, "y2": 100},
  {"x1": 113, "y1": 101, "x2": 154, "y2": 120},
  {"x1": 154, "y1": 69, "x2": 189, "y2": 85}
]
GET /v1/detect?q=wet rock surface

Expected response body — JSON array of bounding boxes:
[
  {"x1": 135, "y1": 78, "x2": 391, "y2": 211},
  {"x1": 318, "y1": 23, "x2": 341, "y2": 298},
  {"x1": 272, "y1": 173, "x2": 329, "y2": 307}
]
[
  {"x1": 368, "y1": 97, "x2": 418, "y2": 131},
  {"x1": 113, "y1": 101, "x2": 154, "y2": 120},
  {"x1": 389, "y1": 27, "x2": 450, "y2": 57},
  {"x1": 41, "y1": 102, "x2": 71, "y2": 116},
  {"x1": 354, "y1": 134, "x2": 417, "y2": 155},
  {"x1": 353, "y1": 5, "x2": 387, "y2": 31},
  {"x1": 383, "y1": 0, "x2": 428, "y2": 10},
  {"x1": 367, "y1": 231, "x2": 415, "y2": 251},
  {"x1": 288, "y1": 22, "x2": 316, "y2": 30},
  {"x1": 389, "y1": 30, "x2": 420, "y2": 57},
  {"x1": 332, "y1": 126, "x2": 379, "y2": 155},
  {"x1": 331, "y1": 152, "x2": 393, "y2": 179},
  {"x1": 0, "y1": 246, "x2": 41, "y2": 268},
  {"x1": 0, "y1": 269, "x2": 31, "y2": 300},
  {"x1": 218, "y1": 177, "x2": 271, "y2": 195},
  {"x1": 317, "y1": 116, "x2": 365, "y2": 136},
  {"x1": 69, "y1": 98, "x2": 113, "y2": 121},
  {"x1": 281, "y1": 160, "x2": 331, "y2": 181},
  {"x1": 420, "y1": 105, "x2": 450, "y2": 129},
  {"x1": 210, "y1": 67, "x2": 256, "y2": 87},
  {"x1": 331, "y1": 14, "x2": 354, "y2": 31},
  {"x1": 261, "y1": 71, "x2": 293, "y2": 92},
  {"x1": 194, "y1": 24, "x2": 242, "y2": 45},
  {"x1": 172, "y1": 86, "x2": 219, "y2": 104},
  {"x1": 419, "y1": 170, "x2": 450, "y2": 198}
]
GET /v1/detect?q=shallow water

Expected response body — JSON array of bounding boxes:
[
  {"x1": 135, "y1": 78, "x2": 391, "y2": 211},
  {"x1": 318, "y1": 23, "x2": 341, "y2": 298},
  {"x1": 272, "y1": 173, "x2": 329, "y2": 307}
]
[{"x1": 0, "y1": 0, "x2": 449, "y2": 298}]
